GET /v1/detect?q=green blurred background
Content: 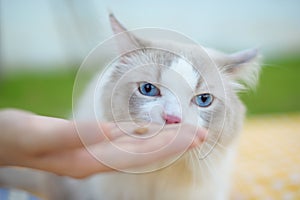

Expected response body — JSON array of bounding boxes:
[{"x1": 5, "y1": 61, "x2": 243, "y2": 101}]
[
  {"x1": 1, "y1": 56, "x2": 299, "y2": 118},
  {"x1": 1, "y1": 1, "x2": 300, "y2": 118}
]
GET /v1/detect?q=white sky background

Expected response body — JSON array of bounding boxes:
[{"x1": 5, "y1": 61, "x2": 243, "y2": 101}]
[{"x1": 1, "y1": 0, "x2": 300, "y2": 70}]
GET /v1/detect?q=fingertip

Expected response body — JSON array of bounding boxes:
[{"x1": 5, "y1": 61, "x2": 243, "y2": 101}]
[
  {"x1": 197, "y1": 128, "x2": 208, "y2": 142},
  {"x1": 188, "y1": 128, "x2": 207, "y2": 149}
]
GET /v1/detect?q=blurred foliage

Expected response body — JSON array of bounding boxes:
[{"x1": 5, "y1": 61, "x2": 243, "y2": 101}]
[
  {"x1": 0, "y1": 56, "x2": 299, "y2": 118},
  {"x1": 0, "y1": 69, "x2": 76, "y2": 118},
  {"x1": 239, "y1": 56, "x2": 300, "y2": 115}
]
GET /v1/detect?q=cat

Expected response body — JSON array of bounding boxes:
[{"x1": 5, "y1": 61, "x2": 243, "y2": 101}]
[{"x1": 0, "y1": 14, "x2": 261, "y2": 200}]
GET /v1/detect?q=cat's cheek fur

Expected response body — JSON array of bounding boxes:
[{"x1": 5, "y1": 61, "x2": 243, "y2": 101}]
[{"x1": 138, "y1": 100, "x2": 164, "y2": 123}]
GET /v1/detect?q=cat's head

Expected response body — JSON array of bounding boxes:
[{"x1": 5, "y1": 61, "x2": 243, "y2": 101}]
[{"x1": 100, "y1": 14, "x2": 261, "y2": 149}]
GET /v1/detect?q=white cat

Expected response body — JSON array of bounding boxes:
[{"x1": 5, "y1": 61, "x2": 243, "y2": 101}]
[{"x1": 0, "y1": 14, "x2": 261, "y2": 200}]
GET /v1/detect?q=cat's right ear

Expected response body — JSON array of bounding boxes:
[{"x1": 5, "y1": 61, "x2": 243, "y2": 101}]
[
  {"x1": 109, "y1": 14, "x2": 142, "y2": 54},
  {"x1": 207, "y1": 48, "x2": 261, "y2": 89}
]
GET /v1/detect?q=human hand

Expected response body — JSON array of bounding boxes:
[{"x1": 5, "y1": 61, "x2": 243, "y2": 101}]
[{"x1": 0, "y1": 109, "x2": 206, "y2": 178}]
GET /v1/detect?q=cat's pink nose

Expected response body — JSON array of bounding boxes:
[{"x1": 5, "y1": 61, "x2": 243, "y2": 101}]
[{"x1": 163, "y1": 114, "x2": 181, "y2": 124}]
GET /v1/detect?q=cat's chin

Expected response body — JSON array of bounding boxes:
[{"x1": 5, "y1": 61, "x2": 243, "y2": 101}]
[
  {"x1": 120, "y1": 155, "x2": 180, "y2": 174},
  {"x1": 123, "y1": 148, "x2": 196, "y2": 176}
]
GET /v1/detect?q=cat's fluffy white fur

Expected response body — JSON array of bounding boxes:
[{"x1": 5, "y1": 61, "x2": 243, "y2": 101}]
[{"x1": 0, "y1": 15, "x2": 261, "y2": 200}]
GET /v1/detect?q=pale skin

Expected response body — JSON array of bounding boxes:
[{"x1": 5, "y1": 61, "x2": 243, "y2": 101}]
[{"x1": 0, "y1": 109, "x2": 206, "y2": 179}]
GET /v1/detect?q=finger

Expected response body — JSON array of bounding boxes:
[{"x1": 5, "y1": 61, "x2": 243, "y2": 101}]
[
  {"x1": 84, "y1": 124, "x2": 207, "y2": 172},
  {"x1": 28, "y1": 116, "x2": 124, "y2": 154}
]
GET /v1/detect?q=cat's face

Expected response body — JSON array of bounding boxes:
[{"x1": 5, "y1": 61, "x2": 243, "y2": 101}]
[
  {"x1": 99, "y1": 15, "x2": 261, "y2": 151},
  {"x1": 108, "y1": 48, "x2": 223, "y2": 129}
]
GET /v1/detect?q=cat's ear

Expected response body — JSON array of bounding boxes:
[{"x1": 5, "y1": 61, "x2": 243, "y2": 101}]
[
  {"x1": 109, "y1": 13, "x2": 127, "y2": 34},
  {"x1": 210, "y1": 48, "x2": 261, "y2": 89},
  {"x1": 109, "y1": 14, "x2": 143, "y2": 54}
]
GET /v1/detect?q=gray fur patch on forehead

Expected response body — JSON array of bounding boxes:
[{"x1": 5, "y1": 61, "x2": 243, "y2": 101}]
[
  {"x1": 123, "y1": 47, "x2": 177, "y2": 66},
  {"x1": 110, "y1": 47, "x2": 179, "y2": 80}
]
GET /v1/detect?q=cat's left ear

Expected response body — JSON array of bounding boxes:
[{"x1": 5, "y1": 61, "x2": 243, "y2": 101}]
[
  {"x1": 109, "y1": 13, "x2": 145, "y2": 54},
  {"x1": 210, "y1": 48, "x2": 261, "y2": 89}
]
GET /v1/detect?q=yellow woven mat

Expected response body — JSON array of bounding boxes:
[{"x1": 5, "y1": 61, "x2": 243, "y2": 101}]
[{"x1": 231, "y1": 114, "x2": 300, "y2": 200}]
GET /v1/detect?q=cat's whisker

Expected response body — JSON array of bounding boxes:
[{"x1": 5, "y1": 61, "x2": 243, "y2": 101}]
[
  {"x1": 215, "y1": 142, "x2": 229, "y2": 151},
  {"x1": 200, "y1": 156, "x2": 215, "y2": 178},
  {"x1": 190, "y1": 149, "x2": 207, "y2": 184},
  {"x1": 205, "y1": 138, "x2": 229, "y2": 151},
  {"x1": 262, "y1": 63, "x2": 279, "y2": 68},
  {"x1": 188, "y1": 150, "x2": 201, "y2": 185},
  {"x1": 198, "y1": 142, "x2": 222, "y2": 178}
]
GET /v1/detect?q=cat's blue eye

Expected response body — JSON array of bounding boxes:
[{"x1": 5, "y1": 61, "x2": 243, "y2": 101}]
[
  {"x1": 194, "y1": 93, "x2": 214, "y2": 107},
  {"x1": 138, "y1": 82, "x2": 160, "y2": 97}
]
